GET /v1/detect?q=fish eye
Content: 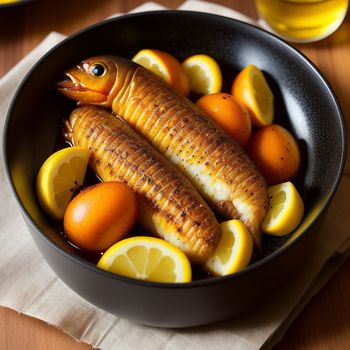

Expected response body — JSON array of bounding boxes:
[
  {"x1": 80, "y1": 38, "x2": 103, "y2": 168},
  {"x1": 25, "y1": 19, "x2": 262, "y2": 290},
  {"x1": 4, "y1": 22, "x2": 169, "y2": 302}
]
[{"x1": 89, "y1": 62, "x2": 107, "y2": 77}]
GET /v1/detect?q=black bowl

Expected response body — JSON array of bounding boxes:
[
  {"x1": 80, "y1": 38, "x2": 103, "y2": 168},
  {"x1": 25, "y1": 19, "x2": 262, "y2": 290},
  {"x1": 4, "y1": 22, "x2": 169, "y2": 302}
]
[{"x1": 3, "y1": 11, "x2": 346, "y2": 327}]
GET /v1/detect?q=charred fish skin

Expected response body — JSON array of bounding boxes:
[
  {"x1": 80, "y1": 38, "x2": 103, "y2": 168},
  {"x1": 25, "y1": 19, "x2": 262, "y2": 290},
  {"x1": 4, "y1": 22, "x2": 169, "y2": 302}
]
[
  {"x1": 112, "y1": 64, "x2": 269, "y2": 247},
  {"x1": 68, "y1": 106, "x2": 221, "y2": 264},
  {"x1": 57, "y1": 56, "x2": 269, "y2": 246}
]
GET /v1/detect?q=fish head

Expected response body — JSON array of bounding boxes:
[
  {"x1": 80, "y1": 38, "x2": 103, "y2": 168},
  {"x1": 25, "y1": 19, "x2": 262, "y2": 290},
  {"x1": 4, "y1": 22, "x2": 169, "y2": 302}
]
[{"x1": 57, "y1": 56, "x2": 118, "y2": 105}]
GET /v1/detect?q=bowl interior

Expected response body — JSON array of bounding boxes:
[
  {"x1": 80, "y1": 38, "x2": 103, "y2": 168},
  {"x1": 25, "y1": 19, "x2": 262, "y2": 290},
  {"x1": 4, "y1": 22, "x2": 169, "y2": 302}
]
[{"x1": 3, "y1": 11, "x2": 345, "y2": 279}]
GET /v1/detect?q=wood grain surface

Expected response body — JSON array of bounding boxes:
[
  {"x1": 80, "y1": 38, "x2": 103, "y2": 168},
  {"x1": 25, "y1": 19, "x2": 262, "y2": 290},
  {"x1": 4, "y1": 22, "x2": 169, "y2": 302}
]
[{"x1": 0, "y1": 0, "x2": 349, "y2": 349}]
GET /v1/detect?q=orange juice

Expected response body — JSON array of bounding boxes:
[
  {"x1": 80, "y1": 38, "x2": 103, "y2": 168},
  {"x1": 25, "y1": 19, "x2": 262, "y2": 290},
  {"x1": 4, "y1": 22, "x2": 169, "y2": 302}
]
[{"x1": 256, "y1": 0, "x2": 349, "y2": 42}]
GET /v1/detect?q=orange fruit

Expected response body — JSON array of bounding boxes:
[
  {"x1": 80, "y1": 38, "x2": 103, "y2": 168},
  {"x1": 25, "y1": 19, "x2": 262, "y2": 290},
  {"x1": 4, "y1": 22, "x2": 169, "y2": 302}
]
[
  {"x1": 196, "y1": 93, "x2": 252, "y2": 147},
  {"x1": 64, "y1": 182, "x2": 138, "y2": 251},
  {"x1": 232, "y1": 65, "x2": 274, "y2": 127},
  {"x1": 246, "y1": 124, "x2": 301, "y2": 185},
  {"x1": 132, "y1": 49, "x2": 190, "y2": 96}
]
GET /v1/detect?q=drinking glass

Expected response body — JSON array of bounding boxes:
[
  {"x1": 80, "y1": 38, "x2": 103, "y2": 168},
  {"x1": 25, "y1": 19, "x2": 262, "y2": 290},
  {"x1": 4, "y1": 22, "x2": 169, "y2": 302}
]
[{"x1": 255, "y1": 0, "x2": 349, "y2": 43}]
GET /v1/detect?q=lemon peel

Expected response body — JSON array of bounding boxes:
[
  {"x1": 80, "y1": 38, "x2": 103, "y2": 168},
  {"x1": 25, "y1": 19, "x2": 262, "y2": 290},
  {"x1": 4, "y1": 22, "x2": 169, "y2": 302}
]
[
  {"x1": 36, "y1": 147, "x2": 90, "y2": 220},
  {"x1": 203, "y1": 220, "x2": 253, "y2": 276},
  {"x1": 262, "y1": 181, "x2": 304, "y2": 236},
  {"x1": 98, "y1": 236, "x2": 192, "y2": 283},
  {"x1": 182, "y1": 54, "x2": 222, "y2": 94}
]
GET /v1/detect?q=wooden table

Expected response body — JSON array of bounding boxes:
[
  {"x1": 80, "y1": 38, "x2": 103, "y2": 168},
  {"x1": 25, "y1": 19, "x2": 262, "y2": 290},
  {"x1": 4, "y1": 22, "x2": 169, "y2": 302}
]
[{"x1": 1, "y1": 0, "x2": 349, "y2": 349}]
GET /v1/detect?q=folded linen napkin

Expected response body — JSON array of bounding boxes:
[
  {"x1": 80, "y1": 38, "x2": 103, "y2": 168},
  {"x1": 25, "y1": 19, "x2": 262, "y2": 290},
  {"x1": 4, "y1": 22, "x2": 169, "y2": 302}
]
[{"x1": 1, "y1": 1, "x2": 349, "y2": 349}]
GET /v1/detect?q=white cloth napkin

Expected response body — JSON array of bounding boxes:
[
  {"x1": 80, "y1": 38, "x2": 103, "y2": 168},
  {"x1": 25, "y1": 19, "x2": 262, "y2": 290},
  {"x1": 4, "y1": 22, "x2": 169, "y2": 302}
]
[{"x1": 1, "y1": 1, "x2": 350, "y2": 349}]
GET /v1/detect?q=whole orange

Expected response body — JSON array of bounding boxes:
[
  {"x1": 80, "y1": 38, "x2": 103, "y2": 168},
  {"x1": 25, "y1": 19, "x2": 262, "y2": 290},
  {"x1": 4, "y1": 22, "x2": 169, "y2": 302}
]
[
  {"x1": 196, "y1": 93, "x2": 252, "y2": 147},
  {"x1": 63, "y1": 182, "x2": 137, "y2": 251},
  {"x1": 246, "y1": 124, "x2": 300, "y2": 185}
]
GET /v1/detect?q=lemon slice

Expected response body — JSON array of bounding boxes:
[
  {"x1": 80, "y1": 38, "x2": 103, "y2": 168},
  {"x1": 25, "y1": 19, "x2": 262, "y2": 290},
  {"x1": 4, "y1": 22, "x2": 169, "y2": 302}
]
[
  {"x1": 203, "y1": 220, "x2": 253, "y2": 276},
  {"x1": 232, "y1": 64, "x2": 273, "y2": 127},
  {"x1": 262, "y1": 181, "x2": 304, "y2": 236},
  {"x1": 36, "y1": 147, "x2": 90, "y2": 220},
  {"x1": 97, "y1": 236, "x2": 192, "y2": 283},
  {"x1": 132, "y1": 49, "x2": 190, "y2": 96},
  {"x1": 182, "y1": 54, "x2": 222, "y2": 94}
]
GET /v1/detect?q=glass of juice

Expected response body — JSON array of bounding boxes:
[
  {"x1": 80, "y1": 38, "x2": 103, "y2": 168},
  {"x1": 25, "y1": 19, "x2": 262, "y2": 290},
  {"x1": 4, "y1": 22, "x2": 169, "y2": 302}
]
[{"x1": 255, "y1": 0, "x2": 349, "y2": 43}]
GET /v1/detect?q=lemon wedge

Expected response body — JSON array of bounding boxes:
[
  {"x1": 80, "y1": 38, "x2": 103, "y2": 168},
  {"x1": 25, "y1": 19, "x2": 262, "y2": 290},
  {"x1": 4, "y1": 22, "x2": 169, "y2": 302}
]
[
  {"x1": 132, "y1": 49, "x2": 190, "y2": 96},
  {"x1": 36, "y1": 147, "x2": 90, "y2": 220},
  {"x1": 262, "y1": 181, "x2": 304, "y2": 236},
  {"x1": 232, "y1": 64, "x2": 274, "y2": 127},
  {"x1": 182, "y1": 54, "x2": 222, "y2": 94},
  {"x1": 203, "y1": 220, "x2": 253, "y2": 276},
  {"x1": 97, "y1": 236, "x2": 192, "y2": 283}
]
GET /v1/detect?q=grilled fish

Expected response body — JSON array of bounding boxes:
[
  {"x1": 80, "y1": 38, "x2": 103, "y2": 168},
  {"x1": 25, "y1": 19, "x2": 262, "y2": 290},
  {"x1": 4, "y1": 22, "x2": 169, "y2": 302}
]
[
  {"x1": 66, "y1": 105, "x2": 221, "y2": 264},
  {"x1": 58, "y1": 56, "x2": 269, "y2": 246}
]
